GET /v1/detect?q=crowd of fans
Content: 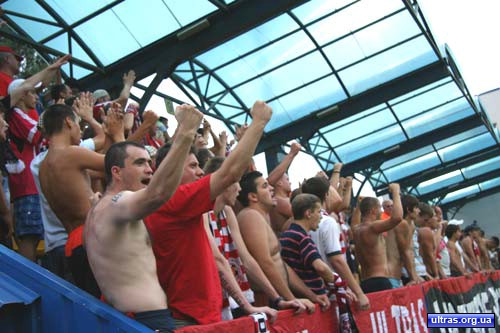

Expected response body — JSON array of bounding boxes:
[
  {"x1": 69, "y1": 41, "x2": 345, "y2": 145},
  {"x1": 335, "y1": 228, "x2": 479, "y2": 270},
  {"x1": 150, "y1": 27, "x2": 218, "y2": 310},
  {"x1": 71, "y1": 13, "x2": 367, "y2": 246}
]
[{"x1": 0, "y1": 47, "x2": 499, "y2": 333}]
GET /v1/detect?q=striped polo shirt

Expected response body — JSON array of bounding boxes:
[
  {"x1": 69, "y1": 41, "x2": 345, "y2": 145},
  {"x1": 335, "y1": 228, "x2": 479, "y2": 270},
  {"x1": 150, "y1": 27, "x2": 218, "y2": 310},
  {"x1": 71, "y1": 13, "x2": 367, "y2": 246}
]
[{"x1": 280, "y1": 223, "x2": 327, "y2": 295}]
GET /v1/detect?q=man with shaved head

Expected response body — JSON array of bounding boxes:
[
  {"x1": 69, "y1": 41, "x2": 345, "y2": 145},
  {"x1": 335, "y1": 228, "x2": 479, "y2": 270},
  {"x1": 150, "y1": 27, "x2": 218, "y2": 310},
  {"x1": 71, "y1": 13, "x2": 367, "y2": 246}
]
[{"x1": 353, "y1": 184, "x2": 403, "y2": 293}]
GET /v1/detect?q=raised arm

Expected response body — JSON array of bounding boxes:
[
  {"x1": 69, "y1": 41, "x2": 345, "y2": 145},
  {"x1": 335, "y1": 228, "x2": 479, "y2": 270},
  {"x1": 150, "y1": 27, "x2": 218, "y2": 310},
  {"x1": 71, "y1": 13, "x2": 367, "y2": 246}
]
[
  {"x1": 113, "y1": 70, "x2": 136, "y2": 107},
  {"x1": 267, "y1": 142, "x2": 301, "y2": 186},
  {"x1": 368, "y1": 183, "x2": 402, "y2": 234},
  {"x1": 73, "y1": 92, "x2": 106, "y2": 151},
  {"x1": 111, "y1": 104, "x2": 202, "y2": 223},
  {"x1": 329, "y1": 163, "x2": 342, "y2": 191},
  {"x1": 339, "y1": 176, "x2": 353, "y2": 212},
  {"x1": 210, "y1": 101, "x2": 271, "y2": 199},
  {"x1": 350, "y1": 196, "x2": 363, "y2": 228},
  {"x1": 11, "y1": 55, "x2": 70, "y2": 106},
  {"x1": 126, "y1": 110, "x2": 159, "y2": 143}
]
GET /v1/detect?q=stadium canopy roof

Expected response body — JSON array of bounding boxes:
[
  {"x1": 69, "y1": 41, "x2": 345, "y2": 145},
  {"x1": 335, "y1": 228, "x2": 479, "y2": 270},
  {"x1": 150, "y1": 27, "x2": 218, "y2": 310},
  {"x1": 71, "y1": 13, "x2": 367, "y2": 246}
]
[{"x1": 2, "y1": 0, "x2": 499, "y2": 211}]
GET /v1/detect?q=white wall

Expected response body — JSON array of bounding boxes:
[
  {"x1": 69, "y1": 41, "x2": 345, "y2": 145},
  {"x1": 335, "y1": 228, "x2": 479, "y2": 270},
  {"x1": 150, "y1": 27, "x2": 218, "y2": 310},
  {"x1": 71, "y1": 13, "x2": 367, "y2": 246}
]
[
  {"x1": 479, "y1": 88, "x2": 500, "y2": 129},
  {"x1": 452, "y1": 191, "x2": 500, "y2": 238}
]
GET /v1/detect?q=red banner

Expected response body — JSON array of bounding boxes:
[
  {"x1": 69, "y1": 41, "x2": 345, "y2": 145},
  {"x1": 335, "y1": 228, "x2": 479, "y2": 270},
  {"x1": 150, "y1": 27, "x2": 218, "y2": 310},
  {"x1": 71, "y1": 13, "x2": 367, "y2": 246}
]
[
  {"x1": 423, "y1": 271, "x2": 500, "y2": 318},
  {"x1": 350, "y1": 284, "x2": 429, "y2": 333},
  {"x1": 176, "y1": 306, "x2": 338, "y2": 333},
  {"x1": 175, "y1": 272, "x2": 500, "y2": 333}
]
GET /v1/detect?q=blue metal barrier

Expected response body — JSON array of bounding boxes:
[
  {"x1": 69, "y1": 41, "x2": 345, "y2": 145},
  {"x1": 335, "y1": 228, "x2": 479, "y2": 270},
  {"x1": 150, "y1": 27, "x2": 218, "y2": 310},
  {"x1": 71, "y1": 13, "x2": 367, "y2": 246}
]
[{"x1": 0, "y1": 245, "x2": 153, "y2": 333}]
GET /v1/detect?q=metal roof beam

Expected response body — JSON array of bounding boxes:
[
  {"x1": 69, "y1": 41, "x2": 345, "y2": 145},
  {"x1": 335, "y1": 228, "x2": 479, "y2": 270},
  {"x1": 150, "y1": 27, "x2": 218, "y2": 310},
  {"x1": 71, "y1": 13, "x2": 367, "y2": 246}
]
[
  {"x1": 419, "y1": 168, "x2": 500, "y2": 202},
  {"x1": 256, "y1": 60, "x2": 449, "y2": 153},
  {"x1": 375, "y1": 146, "x2": 500, "y2": 196},
  {"x1": 440, "y1": 184, "x2": 500, "y2": 211},
  {"x1": 78, "y1": 0, "x2": 309, "y2": 97},
  {"x1": 339, "y1": 114, "x2": 484, "y2": 176}
]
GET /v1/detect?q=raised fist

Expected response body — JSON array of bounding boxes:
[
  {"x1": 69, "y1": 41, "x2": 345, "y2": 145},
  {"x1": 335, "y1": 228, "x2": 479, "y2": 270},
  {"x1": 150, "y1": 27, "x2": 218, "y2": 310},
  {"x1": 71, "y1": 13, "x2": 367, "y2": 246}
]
[
  {"x1": 388, "y1": 183, "x2": 400, "y2": 194},
  {"x1": 250, "y1": 100, "x2": 272, "y2": 124},
  {"x1": 175, "y1": 104, "x2": 203, "y2": 131}
]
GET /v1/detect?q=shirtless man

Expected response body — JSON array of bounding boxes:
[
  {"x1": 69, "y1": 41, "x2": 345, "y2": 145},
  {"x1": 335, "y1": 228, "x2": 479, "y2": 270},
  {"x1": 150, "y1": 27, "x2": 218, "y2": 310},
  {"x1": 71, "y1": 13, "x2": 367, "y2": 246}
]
[
  {"x1": 461, "y1": 225, "x2": 482, "y2": 272},
  {"x1": 352, "y1": 183, "x2": 402, "y2": 293},
  {"x1": 446, "y1": 224, "x2": 472, "y2": 278},
  {"x1": 416, "y1": 203, "x2": 440, "y2": 279},
  {"x1": 237, "y1": 171, "x2": 328, "y2": 312},
  {"x1": 38, "y1": 97, "x2": 123, "y2": 296},
  {"x1": 268, "y1": 142, "x2": 301, "y2": 234},
  {"x1": 384, "y1": 194, "x2": 423, "y2": 288},
  {"x1": 202, "y1": 157, "x2": 302, "y2": 319},
  {"x1": 84, "y1": 104, "x2": 202, "y2": 332}
]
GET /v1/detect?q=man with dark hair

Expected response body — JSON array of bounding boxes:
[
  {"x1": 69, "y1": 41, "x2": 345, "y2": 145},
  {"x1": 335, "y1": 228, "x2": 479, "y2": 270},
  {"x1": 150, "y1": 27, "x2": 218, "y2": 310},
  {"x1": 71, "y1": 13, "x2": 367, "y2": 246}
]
[
  {"x1": 268, "y1": 142, "x2": 301, "y2": 234},
  {"x1": 50, "y1": 83, "x2": 72, "y2": 103},
  {"x1": 35, "y1": 95, "x2": 123, "y2": 295},
  {"x1": 237, "y1": 171, "x2": 323, "y2": 312},
  {"x1": 353, "y1": 184, "x2": 403, "y2": 293},
  {"x1": 446, "y1": 224, "x2": 471, "y2": 277},
  {"x1": 461, "y1": 225, "x2": 482, "y2": 272},
  {"x1": 415, "y1": 203, "x2": 439, "y2": 279},
  {"x1": 145, "y1": 101, "x2": 278, "y2": 329},
  {"x1": 385, "y1": 194, "x2": 423, "y2": 287},
  {"x1": 202, "y1": 158, "x2": 293, "y2": 320},
  {"x1": 85, "y1": 104, "x2": 202, "y2": 332},
  {"x1": 302, "y1": 176, "x2": 369, "y2": 309},
  {"x1": 281, "y1": 194, "x2": 339, "y2": 296}
]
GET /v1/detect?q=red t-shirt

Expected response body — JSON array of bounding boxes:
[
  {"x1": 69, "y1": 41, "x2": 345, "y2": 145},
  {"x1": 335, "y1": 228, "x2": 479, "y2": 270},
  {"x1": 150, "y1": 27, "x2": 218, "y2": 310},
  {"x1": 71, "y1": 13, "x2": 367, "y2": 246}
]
[
  {"x1": 7, "y1": 107, "x2": 42, "y2": 200},
  {"x1": 0, "y1": 71, "x2": 13, "y2": 97},
  {"x1": 144, "y1": 175, "x2": 220, "y2": 325}
]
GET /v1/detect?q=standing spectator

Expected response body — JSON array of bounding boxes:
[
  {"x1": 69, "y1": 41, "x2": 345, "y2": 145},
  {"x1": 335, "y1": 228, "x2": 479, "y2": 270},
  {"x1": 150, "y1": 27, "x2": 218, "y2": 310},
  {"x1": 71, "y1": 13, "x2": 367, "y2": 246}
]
[
  {"x1": 301, "y1": 177, "x2": 369, "y2": 309},
  {"x1": 486, "y1": 236, "x2": 500, "y2": 270},
  {"x1": 145, "y1": 101, "x2": 277, "y2": 329},
  {"x1": 268, "y1": 142, "x2": 301, "y2": 234},
  {"x1": 0, "y1": 46, "x2": 22, "y2": 96},
  {"x1": 7, "y1": 79, "x2": 43, "y2": 261},
  {"x1": 352, "y1": 184, "x2": 402, "y2": 293},
  {"x1": 237, "y1": 171, "x2": 320, "y2": 311},
  {"x1": 281, "y1": 194, "x2": 338, "y2": 296},
  {"x1": 446, "y1": 223, "x2": 471, "y2": 278},
  {"x1": 381, "y1": 199, "x2": 393, "y2": 220}
]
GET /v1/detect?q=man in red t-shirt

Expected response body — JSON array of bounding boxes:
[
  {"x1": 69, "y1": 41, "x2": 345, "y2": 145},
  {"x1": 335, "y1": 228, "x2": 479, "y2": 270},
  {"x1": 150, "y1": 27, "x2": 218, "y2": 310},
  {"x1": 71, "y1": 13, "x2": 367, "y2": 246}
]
[
  {"x1": 145, "y1": 101, "x2": 276, "y2": 329},
  {"x1": 0, "y1": 46, "x2": 22, "y2": 97}
]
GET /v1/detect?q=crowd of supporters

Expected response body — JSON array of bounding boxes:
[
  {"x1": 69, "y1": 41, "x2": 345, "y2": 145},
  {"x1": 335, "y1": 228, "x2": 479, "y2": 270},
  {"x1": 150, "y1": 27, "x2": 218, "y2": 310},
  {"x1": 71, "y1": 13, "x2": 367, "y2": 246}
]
[{"x1": 0, "y1": 47, "x2": 499, "y2": 333}]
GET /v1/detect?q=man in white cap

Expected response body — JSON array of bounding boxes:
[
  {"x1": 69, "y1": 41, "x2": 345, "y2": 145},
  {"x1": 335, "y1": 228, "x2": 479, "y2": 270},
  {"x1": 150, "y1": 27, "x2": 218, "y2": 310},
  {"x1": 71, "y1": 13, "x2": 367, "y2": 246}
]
[{"x1": 92, "y1": 70, "x2": 136, "y2": 122}]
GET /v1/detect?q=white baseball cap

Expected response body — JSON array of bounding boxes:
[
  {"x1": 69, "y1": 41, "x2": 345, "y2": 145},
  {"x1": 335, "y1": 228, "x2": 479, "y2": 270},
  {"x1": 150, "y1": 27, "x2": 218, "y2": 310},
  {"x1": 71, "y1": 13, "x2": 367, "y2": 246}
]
[{"x1": 448, "y1": 219, "x2": 464, "y2": 225}]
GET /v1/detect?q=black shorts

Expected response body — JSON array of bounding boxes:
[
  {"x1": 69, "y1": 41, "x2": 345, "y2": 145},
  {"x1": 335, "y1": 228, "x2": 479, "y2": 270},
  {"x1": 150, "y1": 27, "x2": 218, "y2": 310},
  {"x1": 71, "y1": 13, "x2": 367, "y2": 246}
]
[
  {"x1": 135, "y1": 309, "x2": 174, "y2": 333},
  {"x1": 360, "y1": 277, "x2": 393, "y2": 294}
]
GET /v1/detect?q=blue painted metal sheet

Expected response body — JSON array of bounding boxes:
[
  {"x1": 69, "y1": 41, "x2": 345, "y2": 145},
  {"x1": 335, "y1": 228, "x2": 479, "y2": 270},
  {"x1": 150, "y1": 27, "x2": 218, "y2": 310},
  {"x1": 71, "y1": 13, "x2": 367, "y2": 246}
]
[
  {"x1": 0, "y1": 272, "x2": 39, "y2": 308},
  {"x1": 0, "y1": 245, "x2": 154, "y2": 333}
]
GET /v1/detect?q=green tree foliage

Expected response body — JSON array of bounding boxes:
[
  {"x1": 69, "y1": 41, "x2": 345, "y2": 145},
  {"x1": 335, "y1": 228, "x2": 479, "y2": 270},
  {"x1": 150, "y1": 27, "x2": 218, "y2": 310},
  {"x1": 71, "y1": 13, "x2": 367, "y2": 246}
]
[{"x1": 0, "y1": 25, "x2": 48, "y2": 77}]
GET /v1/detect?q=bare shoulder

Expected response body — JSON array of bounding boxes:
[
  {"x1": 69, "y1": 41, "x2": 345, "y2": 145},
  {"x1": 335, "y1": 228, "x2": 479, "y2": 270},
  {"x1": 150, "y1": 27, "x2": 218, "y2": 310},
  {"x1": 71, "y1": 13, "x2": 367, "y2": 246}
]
[
  {"x1": 419, "y1": 227, "x2": 433, "y2": 237},
  {"x1": 92, "y1": 191, "x2": 133, "y2": 218},
  {"x1": 394, "y1": 219, "x2": 409, "y2": 232},
  {"x1": 238, "y1": 208, "x2": 263, "y2": 222}
]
